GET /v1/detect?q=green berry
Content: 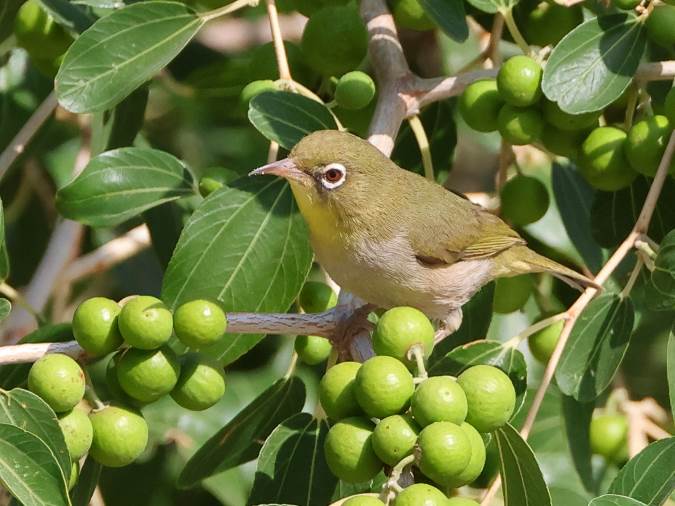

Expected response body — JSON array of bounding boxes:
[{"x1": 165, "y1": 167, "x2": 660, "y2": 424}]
[
  {"x1": 493, "y1": 275, "x2": 532, "y2": 314},
  {"x1": 459, "y1": 79, "x2": 504, "y2": 133},
  {"x1": 613, "y1": 0, "x2": 640, "y2": 10},
  {"x1": 372, "y1": 306, "x2": 434, "y2": 369},
  {"x1": 173, "y1": 299, "x2": 227, "y2": 349},
  {"x1": 541, "y1": 125, "x2": 584, "y2": 159},
  {"x1": 335, "y1": 71, "x2": 376, "y2": 110},
  {"x1": 58, "y1": 408, "x2": 93, "y2": 460},
  {"x1": 324, "y1": 417, "x2": 383, "y2": 482},
  {"x1": 116, "y1": 347, "x2": 181, "y2": 403},
  {"x1": 665, "y1": 87, "x2": 675, "y2": 125},
  {"x1": 590, "y1": 414, "x2": 628, "y2": 463},
  {"x1": 500, "y1": 175, "x2": 549, "y2": 226},
  {"x1": 457, "y1": 365, "x2": 516, "y2": 433},
  {"x1": 519, "y1": 2, "x2": 582, "y2": 47},
  {"x1": 299, "y1": 281, "x2": 338, "y2": 313},
  {"x1": 301, "y1": 5, "x2": 368, "y2": 77},
  {"x1": 411, "y1": 376, "x2": 468, "y2": 427},
  {"x1": 295, "y1": 335, "x2": 333, "y2": 365},
  {"x1": 240, "y1": 80, "x2": 278, "y2": 108},
  {"x1": 72, "y1": 297, "x2": 123, "y2": 357},
  {"x1": 320, "y1": 361, "x2": 363, "y2": 419},
  {"x1": 579, "y1": 127, "x2": 637, "y2": 191},
  {"x1": 625, "y1": 115, "x2": 675, "y2": 177},
  {"x1": 371, "y1": 414, "x2": 419, "y2": 466},
  {"x1": 528, "y1": 319, "x2": 563, "y2": 363},
  {"x1": 89, "y1": 405, "x2": 148, "y2": 467},
  {"x1": 354, "y1": 356, "x2": 415, "y2": 418},
  {"x1": 390, "y1": 0, "x2": 435, "y2": 31},
  {"x1": 497, "y1": 56, "x2": 543, "y2": 107},
  {"x1": 28, "y1": 354, "x2": 85, "y2": 413},
  {"x1": 68, "y1": 461, "x2": 79, "y2": 490},
  {"x1": 417, "y1": 421, "x2": 472, "y2": 487},
  {"x1": 394, "y1": 484, "x2": 448, "y2": 506},
  {"x1": 646, "y1": 6, "x2": 675, "y2": 48},
  {"x1": 445, "y1": 423, "x2": 487, "y2": 488},
  {"x1": 447, "y1": 498, "x2": 480, "y2": 506},
  {"x1": 497, "y1": 104, "x2": 544, "y2": 145},
  {"x1": 343, "y1": 496, "x2": 385, "y2": 506},
  {"x1": 14, "y1": 0, "x2": 72, "y2": 60},
  {"x1": 105, "y1": 352, "x2": 143, "y2": 406},
  {"x1": 198, "y1": 177, "x2": 223, "y2": 197},
  {"x1": 118, "y1": 296, "x2": 173, "y2": 350},
  {"x1": 543, "y1": 100, "x2": 600, "y2": 132},
  {"x1": 171, "y1": 353, "x2": 226, "y2": 411}
]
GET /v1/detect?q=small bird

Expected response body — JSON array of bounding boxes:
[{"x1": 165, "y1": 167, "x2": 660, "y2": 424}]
[{"x1": 250, "y1": 130, "x2": 593, "y2": 332}]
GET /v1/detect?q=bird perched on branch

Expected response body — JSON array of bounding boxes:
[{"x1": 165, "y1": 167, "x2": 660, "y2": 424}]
[{"x1": 250, "y1": 130, "x2": 593, "y2": 333}]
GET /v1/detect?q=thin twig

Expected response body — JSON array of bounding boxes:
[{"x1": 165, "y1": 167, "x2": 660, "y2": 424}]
[
  {"x1": 265, "y1": 0, "x2": 292, "y2": 80},
  {"x1": 501, "y1": 8, "x2": 530, "y2": 55},
  {"x1": 407, "y1": 115, "x2": 434, "y2": 181}
]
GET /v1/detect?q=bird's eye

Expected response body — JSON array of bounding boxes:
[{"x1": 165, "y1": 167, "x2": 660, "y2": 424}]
[{"x1": 320, "y1": 163, "x2": 347, "y2": 189}]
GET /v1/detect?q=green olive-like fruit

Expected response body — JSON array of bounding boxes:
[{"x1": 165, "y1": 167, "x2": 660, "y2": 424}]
[
  {"x1": 118, "y1": 296, "x2": 173, "y2": 350},
  {"x1": 299, "y1": 281, "x2": 338, "y2": 313},
  {"x1": 73, "y1": 297, "x2": 123, "y2": 357},
  {"x1": 411, "y1": 376, "x2": 468, "y2": 427},
  {"x1": 240, "y1": 80, "x2": 278, "y2": 107},
  {"x1": 541, "y1": 125, "x2": 584, "y2": 159},
  {"x1": 417, "y1": 421, "x2": 473, "y2": 487},
  {"x1": 528, "y1": 319, "x2": 563, "y2": 363},
  {"x1": 198, "y1": 177, "x2": 224, "y2": 197},
  {"x1": 457, "y1": 365, "x2": 516, "y2": 433},
  {"x1": 68, "y1": 461, "x2": 79, "y2": 490},
  {"x1": 171, "y1": 353, "x2": 226, "y2": 411},
  {"x1": 519, "y1": 2, "x2": 582, "y2": 47},
  {"x1": 459, "y1": 79, "x2": 504, "y2": 133},
  {"x1": 445, "y1": 422, "x2": 487, "y2": 487},
  {"x1": 372, "y1": 306, "x2": 435, "y2": 370},
  {"x1": 590, "y1": 413, "x2": 628, "y2": 463},
  {"x1": 89, "y1": 405, "x2": 148, "y2": 467},
  {"x1": 14, "y1": 0, "x2": 72, "y2": 60},
  {"x1": 493, "y1": 274, "x2": 532, "y2": 314},
  {"x1": 579, "y1": 127, "x2": 637, "y2": 191},
  {"x1": 354, "y1": 356, "x2": 415, "y2": 418},
  {"x1": 324, "y1": 417, "x2": 383, "y2": 482},
  {"x1": 390, "y1": 0, "x2": 435, "y2": 31},
  {"x1": 543, "y1": 101, "x2": 600, "y2": 132},
  {"x1": 625, "y1": 115, "x2": 675, "y2": 177},
  {"x1": 319, "y1": 361, "x2": 363, "y2": 419},
  {"x1": 500, "y1": 175, "x2": 549, "y2": 226},
  {"x1": 295, "y1": 335, "x2": 333, "y2": 365},
  {"x1": 174, "y1": 299, "x2": 227, "y2": 349},
  {"x1": 646, "y1": 6, "x2": 675, "y2": 48},
  {"x1": 497, "y1": 104, "x2": 544, "y2": 145},
  {"x1": 28, "y1": 354, "x2": 85, "y2": 413},
  {"x1": 497, "y1": 56, "x2": 543, "y2": 107},
  {"x1": 58, "y1": 408, "x2": 93, "y2": 460},
  {"x1": 371, "y1": 414, "x2": 419, "y2": 466},
  {"x1": 116, "y1": 347, "x2": 181, "y2": 403},
  {"x1": 393, "y1": 484, "x2": 449, "y2": 506},
  {"x1": 335, "y1": 71, "x2": 376, "y2": 110},
  {"x1": 343, "y1": 496, "x2": 385, "y2": 506}
]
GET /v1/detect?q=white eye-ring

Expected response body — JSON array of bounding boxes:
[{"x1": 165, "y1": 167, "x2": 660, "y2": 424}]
[{"x1": 319, "y1": 163, "x2": 347, "y2": 189}]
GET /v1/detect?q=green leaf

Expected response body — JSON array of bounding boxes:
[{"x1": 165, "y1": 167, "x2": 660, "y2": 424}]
[
  {"x1": 0, "y1": 423, "x2": 70, "y2": 506},
  {"x1": 0, "y1": 388, "x2": 71, "y2": 482},
  {"x1": 465, "y1": 0, "x2": 518, "y2": 14},
  {"x1": 39, "y1": 0, "x2": 96, "y2": 33},
  {"x1": 55, "y1": 1, "x2": 204, "y2": 113},
  {"x1": 556, "y1": 294, "x2": 634, "y2": 401},
  {"x1": 609, "y1": 437, "x2": 675, "y2": 506},
  {"x1": 550, "y1": 487, "x2": 589, "y2": 506},
  {"x1": 0, "y1": 298, "x2": 11, "y2": 322},
  {"x1": 249, "y1": 413, "x2": 336, "y2": 506},
  {"x1": 0, "y1": 324, "x2": 73, "y2": 389},
  {"x1": 561, "y1": 395, "x2": 595, "y2": 492},
  {"x1": 495, "y1": 423, "x2": 552, "y2": 506},
  {"x1": 248, "y1": 92, "x2": 338, "y2": 150},
  {"x1": 161, "y1": 178, "x2": 312, "y2": 365},
  {"x1": 669, "y1": 329, "x2": 675, "y2": 420},
  {"x1": 0, "y1": 198, "x2": 10, "y2": 281},
  {"x1": 589, "y1": 495, "x2": 648, "y2": 506},
  {"x1": 70, "y1": 457, "x2": 101, "y2": 506},
  {"x1": 419, "y1": 0, "x2": 468, "y2": 42},
  {"x1": 56, "y1": 147, "x2": 195, "y2": 227},
  {"x1": 178, "y1": 377, "x2": 306, "y2": 488},
  {"x1": 90, "y1": 85, "x2": 149, "y2": 155},
  {"x1": 591, "y1": 177, "x2": 675, "y2": 248},
  {"x1": 647, "y1": 230, "x2": 675, "y2": 312},
  {"x1": 542, "y1": 14, "x2": 647, "y2": 114},
  {"x1": 551, "y1": 163, "x2": 604, "y2": 273}
]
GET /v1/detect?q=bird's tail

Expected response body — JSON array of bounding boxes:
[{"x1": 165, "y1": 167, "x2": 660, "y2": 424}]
[{"x1": 494, "y1": 245, "x2": 599, "y2": 291}]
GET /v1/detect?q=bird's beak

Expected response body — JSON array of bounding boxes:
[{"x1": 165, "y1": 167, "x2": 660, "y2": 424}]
[{"x1": 248, "y1": 158, "x2": 309, "y2": 183}]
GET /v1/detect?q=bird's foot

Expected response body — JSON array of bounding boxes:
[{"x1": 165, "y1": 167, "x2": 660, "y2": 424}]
[
  {"x1": 331, "y1": 300, "x2": 376, "y2": 360},
  {"x1": 434, "y1": 308, "x2": 463, "y2": 344}
]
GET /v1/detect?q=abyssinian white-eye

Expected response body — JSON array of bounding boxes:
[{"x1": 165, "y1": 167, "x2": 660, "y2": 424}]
[{"x1": 250, "y1": 130, "x2": 593, "y2": 331}]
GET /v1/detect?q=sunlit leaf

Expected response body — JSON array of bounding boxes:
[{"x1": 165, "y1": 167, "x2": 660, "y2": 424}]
[{"x1": 562, "y1": 395, "x2": 595, "y2": 492}]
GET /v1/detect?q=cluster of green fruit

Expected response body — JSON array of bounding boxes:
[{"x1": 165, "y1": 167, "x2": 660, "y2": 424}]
[
  {"x1": 25, "y1": 295, "x2": 229, "y2": 482},
  {"x1": 318, "y1": 306, "x2": 517, "y2": 505}
]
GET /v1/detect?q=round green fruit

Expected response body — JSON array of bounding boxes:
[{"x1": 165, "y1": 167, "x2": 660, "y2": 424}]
[
  {"x1": 579, "y1": 127, "x2": 637, "y2": 191},
  {"x1": 457, "y1": 365, "x2": 516, "y2": 433},
  {"x1": 354, "y1": 356, "x2": 415, "y2": 418},
  {"x1": 625, "y1": 115, "x2": 675, "y2": 177},
  {"x1": 301, "y1": 5, "x2": 368, "y2": 77},
  {"x1": 295, "y1": 335, "x2": 333, "y2": 365},
  {"x1": 240, "y1": 80, "x2": 278, "y2": 108},
  {"x1": 411, "y1": 376, "x2": 468, "y2": 427},
  {"x1": 173, "y1": 299, "x2": 227, "y2": 349},
  {"x1": 116, "y1": 347, "x2": 181, "y2": 403},
  {"x1": 58, "y1": 408, "x2": 93, "y2": 460},
  {"x1": 519, "y1": 2, "x2": 582, "y2": 47},
  {"x1": 543, "y1": 100, "x2": 600, "y2": 132},
  {"x1": 646, "y1": 6, "x2": 675, "y2": 48},
  {"x1": 371, "y1": 414, "x2": 419, "y2": 466},
  {"x1": 299, "y1": 281, "x2": 338, "y2": 313},
  {"x1": 372, "y1": 306, "x2": 434, "y2": 369},
  {"x1": 68, "y1": 461, "x2": 79, "y2": 490},
  {"x1": 417, "y1": 421, "x2": 472, "y2": 487},
  {"x1": 394, "y1": 484, "x2": 448, "y2": 506},
  {"x1": 613, "y1": 0, "x2": 640, "y2": 10},
  {"x1": 324, "y1": 417, "x2": 383, "y2": 482},
  {"x1": 343, "y1": 496, "x2": 385, "y2": 506},
  {"x1": 445, "y1": 423, "x2": 487, "y2": 487},
  {"x1": 89, "y1": 405, "x2": 148, "y2": 467},
  {"x1": 118, "y1": 296, "x2": 173, "y2": 350},
  {"x1": 319, "y1": 361, "x2": 363, "y2": 419},
  {"x1": 73, "y1": 297, "x2": 123, "y2": 357},
  {"x1": 171, "y1": 353, "x2": 226, "y2": 411},
  {"x1": 497, "y1": 104, "x2": 544, "y2": 145},
  {"x1": 390, "y1": 0, "x2": 435, "y2": 31},
  {"x1": 105, "y1": 352, "x2": 143, "y2": 406},
  {"x1": 14, "y1": 0, "x2": 72, "y2": 60},
  {"x1": 500, "y1": 175, "x2": 549, "y2": 227},
  {"x1": 28, "y1": 354, "x2": 85, "y2": 413},
  {"x1": 590, "y1": 414, "x2": 628, "y2": 463},
  {"x1": 665, "y1": 87, "x2": 675, "y2": 125},
  {"x1": 447, "y1": 498, "x2": 480, "y2": 506},
  {"x1": 497, "y1": 56, "x2": 543, "y2": 107},
  {"x1": 493, "y1": 274, "x2": 532, "y2": 314},
  {"x1": 198, "y1": 177, "x2": 223, "y2": 197},
  {"x1": 335, "y1": 71, "x2": 376, "y2": 110},
  {"x1": 459, "y1": 79, "x2": 504, "y2": 133},
  {"x1": 541, "y1": 125, "x2": 584, "y2": 159},
  {"x1": 528, "y1": 319, "x2": 563, "y2": 363}
]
